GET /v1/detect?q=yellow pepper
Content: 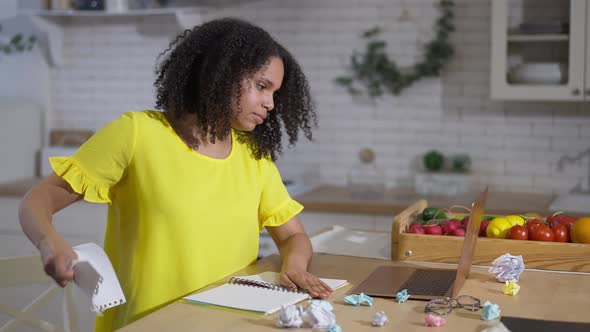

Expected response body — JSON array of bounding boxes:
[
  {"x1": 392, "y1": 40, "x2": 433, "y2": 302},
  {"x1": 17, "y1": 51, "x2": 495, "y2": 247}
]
[
  {"x1": 486, "y1": 217, "x2": 512, "y2": 238},
  {"x1": 505, "y1": 215, "x2": 525, "y2": 226}
]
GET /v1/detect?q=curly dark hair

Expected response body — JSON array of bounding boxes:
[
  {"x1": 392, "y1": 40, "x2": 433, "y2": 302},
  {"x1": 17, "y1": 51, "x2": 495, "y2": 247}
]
[{"x1": 154, "y1": 17, "x2": 316, "y2": 161}]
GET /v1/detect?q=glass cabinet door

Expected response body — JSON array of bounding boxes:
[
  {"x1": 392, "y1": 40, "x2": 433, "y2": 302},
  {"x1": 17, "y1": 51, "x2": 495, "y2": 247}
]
[{"x1": 491, "y1": 0, "x2": 587, "y2": 101}]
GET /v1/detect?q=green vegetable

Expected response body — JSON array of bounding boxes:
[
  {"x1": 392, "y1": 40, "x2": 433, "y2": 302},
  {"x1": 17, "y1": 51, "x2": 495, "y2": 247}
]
[
  {"x1": 415, "y1": 215, "x2": 426, "y2": 224},
  {"x1": 483, "y1": 215, "x2": 495, "y2": 221},
  {"x1": 423, "y1": 150, "x2": 444, "y2": 171},
  {"x1": 422, "y1": 207, "x2": 447, "y2": 221},
  {"x1": 452, "y1": 154, "x2": 471, "y2": 173}
]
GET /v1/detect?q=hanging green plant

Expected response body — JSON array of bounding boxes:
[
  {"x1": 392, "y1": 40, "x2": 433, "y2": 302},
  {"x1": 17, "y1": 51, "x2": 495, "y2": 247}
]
[
  {"x1": 335, "y1": 0, "x2": 455, "y2": 97},
  {"x1": 0, "y1": 24, "x2": 36, "y2": 57}
]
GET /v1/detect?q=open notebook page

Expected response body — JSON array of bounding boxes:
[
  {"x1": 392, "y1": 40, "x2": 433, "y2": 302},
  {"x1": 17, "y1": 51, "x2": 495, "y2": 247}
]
[
  {"x1": 239, "y1": 271, "x2": 348, "y2": 291},
  {"x1": 183, "y1": 271, "x2": 347, "y2": 315}
]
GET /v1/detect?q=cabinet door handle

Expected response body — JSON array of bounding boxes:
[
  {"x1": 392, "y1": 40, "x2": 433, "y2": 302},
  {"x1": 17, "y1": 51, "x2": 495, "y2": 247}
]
[{"x1": 572, "y1": 88, "x2": 581, "y2": 96}]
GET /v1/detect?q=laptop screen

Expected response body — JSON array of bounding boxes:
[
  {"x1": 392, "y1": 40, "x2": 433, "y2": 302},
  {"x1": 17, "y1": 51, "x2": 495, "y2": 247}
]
[{"x1": 452, "y1": 187, "x2": 488, "y2": 298}]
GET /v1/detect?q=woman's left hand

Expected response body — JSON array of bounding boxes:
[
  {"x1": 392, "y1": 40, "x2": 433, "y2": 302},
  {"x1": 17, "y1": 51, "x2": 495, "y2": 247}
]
[{"x1": 279, "y1": 270, "x2": 333, "y2": 299}]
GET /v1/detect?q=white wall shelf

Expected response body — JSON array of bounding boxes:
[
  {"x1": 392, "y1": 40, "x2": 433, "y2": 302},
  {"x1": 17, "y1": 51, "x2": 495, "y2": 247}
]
[
  {"x1": 28, "y1": 8, "x2": 179, "y2": 17},
  {"x1": 24, "y1": 7, "x2": 203, "y2": 67}
]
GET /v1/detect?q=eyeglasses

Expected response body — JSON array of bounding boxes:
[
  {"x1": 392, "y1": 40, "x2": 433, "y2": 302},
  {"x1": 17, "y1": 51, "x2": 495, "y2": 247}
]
[{"x1": 424, "y1": 295, "x2": 482, "y2": 316}]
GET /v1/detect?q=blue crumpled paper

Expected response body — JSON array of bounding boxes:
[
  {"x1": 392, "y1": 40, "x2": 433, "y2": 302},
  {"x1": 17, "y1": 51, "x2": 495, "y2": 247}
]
[
  {"x1": 396, "y1": 288, "x2": 411, "y2": 303},
  {"x1": 372, "y1": 311, "x2": 388, "y2": 326},
  {"x1": 488, "y1": 253, "x2": 525, "y2": 282},
  {"x1": 276, "y1": 304, "x2": 304, "y2": 328},
  {"x1": 481, "y1": 301, "x2": 501, "y2": 320},
  {"x1": 326, "y1": 323, "x2": 342, "y2": 332},
  {"x1": 343, "y1": 292, "x2": 373, "y2": 306},
  {"x1": 302, "y1": 300, "x2": 336, "y2": 328}
]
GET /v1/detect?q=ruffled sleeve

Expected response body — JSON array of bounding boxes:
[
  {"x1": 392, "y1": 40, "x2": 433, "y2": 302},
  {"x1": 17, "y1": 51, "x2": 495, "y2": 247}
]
[
  {"x1": 49, "y1": 157, "x2": 112, "y2": 203},
  {"x1": 257, "y1": 158, "x2": 303, "y2": 232},
  {"x1": 49, "y1": 111, "x2": 137, "y2": 204}
]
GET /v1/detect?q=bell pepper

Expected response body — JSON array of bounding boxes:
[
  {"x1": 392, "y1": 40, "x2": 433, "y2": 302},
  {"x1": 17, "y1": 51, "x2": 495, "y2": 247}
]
[
  {"x1": 505, "y1": 215, "x2": 525, "y2": 226},
  {"x1": 486, "y1": 217, "x2": 512, "y2": 238}
]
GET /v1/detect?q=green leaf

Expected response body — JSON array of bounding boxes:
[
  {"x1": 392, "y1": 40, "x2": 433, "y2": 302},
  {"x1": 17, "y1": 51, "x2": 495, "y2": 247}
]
[
  {"x1": 335, "y1": 0, "x2": 455, "y2": 98},
  {"x1": 363, "y1": 26, "x2": 382, "y2": 38},
  {"x1": 335, "y1": 77, "x2": 353, "y2": 86}
]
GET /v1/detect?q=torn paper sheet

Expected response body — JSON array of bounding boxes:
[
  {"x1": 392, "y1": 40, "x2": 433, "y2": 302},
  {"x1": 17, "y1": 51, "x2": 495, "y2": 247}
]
[{"x1": 73, "y1": 243, "x2": 126, "y2": 313}]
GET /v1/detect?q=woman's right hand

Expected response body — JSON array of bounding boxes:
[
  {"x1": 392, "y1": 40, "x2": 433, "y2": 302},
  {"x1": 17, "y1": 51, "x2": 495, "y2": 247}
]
[{"x1": 38, "y1": 233, "x2": 78, "y2": 287}]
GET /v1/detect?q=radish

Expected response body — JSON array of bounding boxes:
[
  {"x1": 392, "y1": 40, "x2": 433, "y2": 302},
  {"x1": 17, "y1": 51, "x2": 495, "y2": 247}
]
[
  {"x1": 461, "y1": 216, "x2": 470, "y2": 228},
  {"x1": 408, "y1": 222, "x2": 425, "y2": 234},
  {"x1": 441, "y1": 219, "x2": 461, "y2": 235},
  {"x1": 452, "y1": 228, "x2": 466, "y2": 237},
  {"x1": 423, "y1": 224, "x2": 443, "y2": 235},
  {"x1": 479, "y1": 220, "x2": 490, "y2": 237}
]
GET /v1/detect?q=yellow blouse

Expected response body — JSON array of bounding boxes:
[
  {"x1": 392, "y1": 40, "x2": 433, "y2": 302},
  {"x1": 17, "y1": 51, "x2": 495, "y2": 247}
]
[{"x1": 49, "y1": 110, "x2": 303, "y2": 332}]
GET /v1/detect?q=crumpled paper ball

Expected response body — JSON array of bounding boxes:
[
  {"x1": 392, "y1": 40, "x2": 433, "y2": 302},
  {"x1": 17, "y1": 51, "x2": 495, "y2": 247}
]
[
  {"x1": 502, "y1": 280, "x2": 520, "y2": 296},
  {"x1": 325, "y1": 323, "x2": 342, "y2": 332},
  {"x1": 276, "y1": 304, "x2": 304, "y2": 328},
  {"x1": 396, "y1": 289, "x2": 410, "y2": 303},
  {"x1": 308, "y1": 300, "x2": 333, "y2": 311},
  {"x1": 343, "y1": 292, "x2": 373, "y2": 306},
  {"x1": 488, "y1": 253, "x2": 525, "y2": 282},
  {"x1": 302, "y1": 300, "x2": 336, "y2": 328},
  {"x1": 372, "y1": 311, "x2": 388, "y2": 326},
  {"x1": 424, "y1": 313, "x2": 446, "y2": 327},
  {"x1": 481, "y1": 301, "x2": 501, "y2": 321}
]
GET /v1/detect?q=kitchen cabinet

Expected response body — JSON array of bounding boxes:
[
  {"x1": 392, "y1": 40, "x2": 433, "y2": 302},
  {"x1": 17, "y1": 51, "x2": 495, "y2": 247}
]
[{"x1": 491, "y1": 0, "x2": 590, "y2": 101}]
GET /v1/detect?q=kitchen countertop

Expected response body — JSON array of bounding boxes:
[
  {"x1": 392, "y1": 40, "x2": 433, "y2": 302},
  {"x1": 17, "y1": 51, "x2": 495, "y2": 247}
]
[
  {"x1": 295, "y1": 185, "x2": 556, "y2": 216},
  {"x1": 0, "y1": 179, "x2": 557, "y2": 216},
  {"x1": 0, "y1": 177, "x2": 39, "y2": 197}
]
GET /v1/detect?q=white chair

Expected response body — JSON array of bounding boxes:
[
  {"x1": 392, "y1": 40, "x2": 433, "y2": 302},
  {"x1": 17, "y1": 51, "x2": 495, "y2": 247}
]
[{"x1": 0, "y1": 256, "x2": 81, "y2": 332}]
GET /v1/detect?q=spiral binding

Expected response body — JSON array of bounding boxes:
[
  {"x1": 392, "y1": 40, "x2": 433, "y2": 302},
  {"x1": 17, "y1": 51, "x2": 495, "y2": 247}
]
[
  {"x1": 97, "y1": 299, "x2": 125, "y2": 312},
  {"x1": 228, "y1": 277, "x2": 307, "y2": 294}
]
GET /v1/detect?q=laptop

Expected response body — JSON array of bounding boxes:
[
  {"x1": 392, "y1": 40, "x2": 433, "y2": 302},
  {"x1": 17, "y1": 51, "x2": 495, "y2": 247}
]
[{"x1": 349, "y1": 187, "x2": 488, "y2": 301}]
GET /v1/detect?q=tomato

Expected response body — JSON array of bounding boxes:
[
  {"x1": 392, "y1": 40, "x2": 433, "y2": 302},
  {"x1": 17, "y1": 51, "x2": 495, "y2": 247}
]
[
  {"x1": 547, "y1": 213, "x2": 578, "y2": 229},
  {"x1": 529, "y1": 225, "x2": 555, "y2": 242},
  {"x1": 525, "y1": 219, "x2": 544, "y2": 233},
  {"x1": 506, "y1": 225, "x2": 528, "y2": 240},
  {"x1": 553, "y1": 224, "x2": 569, "y2": 242}
]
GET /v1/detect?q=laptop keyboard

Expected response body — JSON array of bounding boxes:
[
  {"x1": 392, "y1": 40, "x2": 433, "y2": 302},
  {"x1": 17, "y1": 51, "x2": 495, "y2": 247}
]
[{"x1": 398, "y1": 269, "x2": 457, "y2": 297}]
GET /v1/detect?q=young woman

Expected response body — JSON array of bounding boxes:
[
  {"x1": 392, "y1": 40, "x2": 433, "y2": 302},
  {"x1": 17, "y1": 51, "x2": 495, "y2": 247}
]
[{"x1": 19, "y1": 17, "x2": 331, "y2": 331}]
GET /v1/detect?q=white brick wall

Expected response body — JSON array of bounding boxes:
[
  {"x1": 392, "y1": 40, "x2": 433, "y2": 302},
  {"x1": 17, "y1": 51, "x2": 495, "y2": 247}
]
[{"x1": 48, "y1": 0, "x2": 589, "y2": 195}]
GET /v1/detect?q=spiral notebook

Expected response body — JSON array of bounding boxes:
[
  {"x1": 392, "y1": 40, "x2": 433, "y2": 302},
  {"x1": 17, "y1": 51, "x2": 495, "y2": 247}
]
[{"x1": 183, "y1": 271, "x2": 347, "y2": 315}]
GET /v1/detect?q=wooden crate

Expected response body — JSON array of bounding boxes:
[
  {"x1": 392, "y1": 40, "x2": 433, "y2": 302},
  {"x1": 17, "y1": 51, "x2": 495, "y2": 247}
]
[{"x1": 391, "y1": 200, "x2": 590, "y2": 272}]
